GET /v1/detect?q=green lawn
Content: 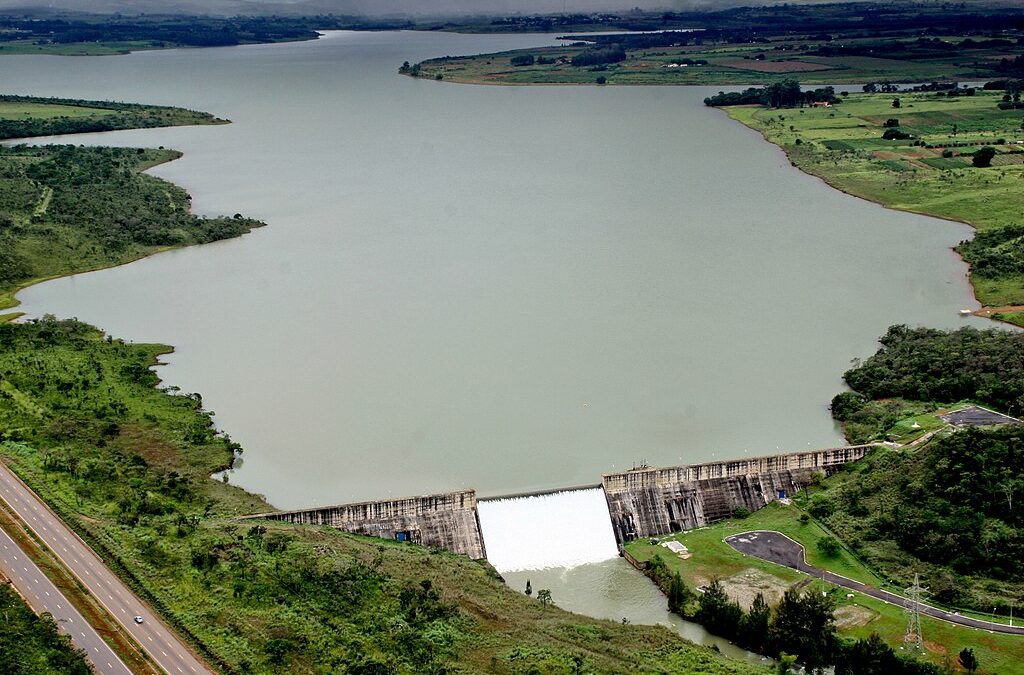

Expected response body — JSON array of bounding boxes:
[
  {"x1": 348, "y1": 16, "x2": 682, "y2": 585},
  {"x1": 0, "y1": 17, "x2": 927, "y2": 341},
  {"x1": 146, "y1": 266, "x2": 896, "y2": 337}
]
[{"x1": 625, "y1": 502, "x2": 1024, "y2": 673}]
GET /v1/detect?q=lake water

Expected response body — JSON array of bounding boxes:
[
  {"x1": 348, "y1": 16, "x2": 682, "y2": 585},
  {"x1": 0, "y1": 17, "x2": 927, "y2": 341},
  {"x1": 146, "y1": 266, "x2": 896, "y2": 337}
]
[{"x1": 6, "y1": 29, "x2": 987, "y2": 646}]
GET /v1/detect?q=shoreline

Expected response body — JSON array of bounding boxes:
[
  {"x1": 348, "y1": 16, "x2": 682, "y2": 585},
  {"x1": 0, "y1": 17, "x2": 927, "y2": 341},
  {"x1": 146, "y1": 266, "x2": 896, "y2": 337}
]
[
  {"x1": 0, "y1": 139, "x2": 264, "y2": 324},
  {"x1": 714, "y1": 103, "x2": 1018, "y2": 328}
]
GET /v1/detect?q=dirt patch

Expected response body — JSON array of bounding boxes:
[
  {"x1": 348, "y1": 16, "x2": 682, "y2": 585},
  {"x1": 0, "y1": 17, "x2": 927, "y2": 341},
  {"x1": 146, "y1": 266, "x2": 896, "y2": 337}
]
[
  {"x1": 924, "y1": 639, "x2": 948, "y2": 656},
  {"x1": 697, "y1": 568, "x2": 794, "y2": 609},
  {"x1": 975, "y1": 305, "x2": 1024, "y2": 317},
  {"x1": 115, "y1": 424, "x2": 184, "y2": 471},
  {"x1": 834, "y1": 604, "x2": 878, "y2": 629},
  {"x1": 721, "y1": 59, "x2": 833, "y2": 73}
]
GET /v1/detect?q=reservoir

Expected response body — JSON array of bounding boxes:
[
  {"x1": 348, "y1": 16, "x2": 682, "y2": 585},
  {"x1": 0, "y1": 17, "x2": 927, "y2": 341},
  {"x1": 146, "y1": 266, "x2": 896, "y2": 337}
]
[{"x1": 6, "y1": 29, "x2": 987, "y2": 643}]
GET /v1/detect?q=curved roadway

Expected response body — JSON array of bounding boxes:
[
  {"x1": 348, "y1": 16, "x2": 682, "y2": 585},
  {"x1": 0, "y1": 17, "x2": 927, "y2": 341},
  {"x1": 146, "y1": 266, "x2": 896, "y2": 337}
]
[
  {"x1": 0, "y1": 461, "x2": 212, "y2": 674},
  {"x1": 726, "y1": 530, "x2": 1024, "y2": 635}
]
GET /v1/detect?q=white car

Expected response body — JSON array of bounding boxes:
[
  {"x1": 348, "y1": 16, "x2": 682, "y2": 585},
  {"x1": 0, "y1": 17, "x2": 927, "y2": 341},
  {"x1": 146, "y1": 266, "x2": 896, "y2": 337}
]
[{"x1": 133, "y1": 616, "x2": 144, "y2": 624}]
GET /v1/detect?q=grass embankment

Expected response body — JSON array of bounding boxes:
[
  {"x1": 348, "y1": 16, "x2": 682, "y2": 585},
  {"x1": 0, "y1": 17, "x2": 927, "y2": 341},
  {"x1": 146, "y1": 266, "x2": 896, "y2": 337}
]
[
  {"x1": 0, "y1": 318, "x2": 764, "y2": 674},
  {"x1": 722, "y1": 91, "x2": 1024, "y2": 313},
  {"x1": 413, "y1": 34, "x2": 1014, "y2": 86},
  {"x1": 625, "y1": 501, "x2": 1024, "y2": 674}
]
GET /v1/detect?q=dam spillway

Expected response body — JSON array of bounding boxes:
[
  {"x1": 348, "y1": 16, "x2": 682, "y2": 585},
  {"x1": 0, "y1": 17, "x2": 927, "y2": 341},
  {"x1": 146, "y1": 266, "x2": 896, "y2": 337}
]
[
  {"x1": 476, "y1": 488, "x2": 620, "y2": 572},
  {"x1": 243, "y1": 444, "x2": 877, "y2": 563}
]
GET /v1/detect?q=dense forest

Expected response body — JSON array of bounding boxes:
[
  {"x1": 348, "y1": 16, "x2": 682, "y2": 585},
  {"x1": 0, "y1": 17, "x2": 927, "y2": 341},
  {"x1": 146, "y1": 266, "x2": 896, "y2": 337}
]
[
  {"x1": 808, "y1": 427, "x2": 1024, "y2": 612},
  {"x1": 0, "y1": 144, "x2": 262, "y2": 304},
  {"x1": 0, "y1": 15, "x2": 351, "y2": 49},
  {"x1": 958, "y1": 223, "x2": 1024, "y2": 283},
  {"x1": 0, "y1": 583, "x2": 91, "y2": 675},
  {"x1": 0, "y1": 95, "x2": 224, "y2": 141},
  {"x1": 704, "y1": 81, "x2": 842, "y2": 107},
  {"x1": 0, "y1": 317, "x2": 761, "y2": 674},
  {"x1": 834, "y1": 325, "x2": 1024, "y2": 422},
  {"x1": 823, "y1": 324, "x2": 1024, "y2": 612},
  {"x1": 643, "y1": 555, "x2": 940, "y2": 674}
]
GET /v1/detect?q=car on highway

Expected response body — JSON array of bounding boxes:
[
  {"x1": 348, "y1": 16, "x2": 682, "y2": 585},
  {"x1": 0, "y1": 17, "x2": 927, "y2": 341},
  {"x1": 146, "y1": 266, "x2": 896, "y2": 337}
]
[{"x1": 133, "y1": 616, "x2": 144, "y2": 624}]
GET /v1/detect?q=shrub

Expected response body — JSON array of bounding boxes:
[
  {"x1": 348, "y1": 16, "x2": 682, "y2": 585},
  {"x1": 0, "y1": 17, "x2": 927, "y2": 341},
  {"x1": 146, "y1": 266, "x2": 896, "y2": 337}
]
[
  {"x1": 882, "y1": 128, "x2": 912, "y2": 140},
  {"x1": 816, "y1": 536, "x2": 841, "y2": 557},
  {"x1": 973, "y1": 146, "x2": 996, "y2": 167}
]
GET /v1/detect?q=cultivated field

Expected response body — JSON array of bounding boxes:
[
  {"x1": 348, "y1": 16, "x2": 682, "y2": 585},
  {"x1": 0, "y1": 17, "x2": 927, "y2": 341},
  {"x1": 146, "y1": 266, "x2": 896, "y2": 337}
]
[{"x1": 415, "y1": 34, "x2": 1017, "y2": 86}]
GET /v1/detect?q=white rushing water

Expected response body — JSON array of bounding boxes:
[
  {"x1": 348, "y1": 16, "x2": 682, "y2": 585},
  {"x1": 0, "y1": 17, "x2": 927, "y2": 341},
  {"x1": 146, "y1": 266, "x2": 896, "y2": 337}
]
[{"x1": 477, "y1": 488, "x2": 620, "y2": 572}]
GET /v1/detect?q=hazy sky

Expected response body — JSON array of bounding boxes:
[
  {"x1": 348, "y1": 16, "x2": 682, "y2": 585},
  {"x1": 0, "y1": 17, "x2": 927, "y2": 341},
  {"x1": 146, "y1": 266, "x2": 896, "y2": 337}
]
[{"x1": 0, "y1": 0, "x2": 842, "y2": 18}]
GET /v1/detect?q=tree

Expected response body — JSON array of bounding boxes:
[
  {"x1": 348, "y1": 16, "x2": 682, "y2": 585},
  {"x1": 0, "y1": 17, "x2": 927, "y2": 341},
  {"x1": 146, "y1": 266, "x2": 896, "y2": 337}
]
[
  {"x1": 596, "y1": 76, "x2": 607, "y2": 85},
  {"x1": 884, "y1": 118, "x2": 900, "y2": 127},
  {"x1": 738, "y1": 593, "x2": 771, "y2": 653},
  {"x1": 667, "y1": 571, "x2": 691, "y2": 613},
  {"x1": 817, "y1": 536, "x2": 841, "y2": 558},
  {"x1": 695, "y1": 579, "x2": 743, "y2": 640},
  {"x1": 777, "y1": 653, "x2": 797, "y2": 675},
  {"x1": 536, "y1": 588, "x2": 553, "y2": 610},
  {"x1": 524, "y1": 579, "x2": 532, "y2": 596},
  {"x1": 764, "y1": 79, "x2": 802, "y2": 108},
  {"x1": 769, "y1": 589, "x2": 838, "y2": 673},
  {"x1": 972, "y1": 146, "x2": 996, "y2": 167},
  {"x1": 892, "y1": 97, "x2": 901, "y2": 108},
  {"x1": 958, "y1": 647, "x2": 978, "y2": 674}
]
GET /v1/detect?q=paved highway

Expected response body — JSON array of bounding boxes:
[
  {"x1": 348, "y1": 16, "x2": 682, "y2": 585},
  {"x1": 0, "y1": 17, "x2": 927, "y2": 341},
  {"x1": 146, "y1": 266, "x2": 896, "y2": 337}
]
[
  {"x1": 727, "y1": 530, "x2": 1024, "y2": 635},
  {"x1": 0, "y1": 461, "x2": 213, "y2": 675},
  {"x1": 0, "y1": 525, "x2": 133, "y2": 675}
]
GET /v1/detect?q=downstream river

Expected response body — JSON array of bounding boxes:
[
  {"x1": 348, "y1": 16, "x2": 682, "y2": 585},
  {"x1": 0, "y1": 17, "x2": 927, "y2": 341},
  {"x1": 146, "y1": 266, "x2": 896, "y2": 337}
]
[{"x1": 7, "y1": 30, "x2": 986, "y2": 646}]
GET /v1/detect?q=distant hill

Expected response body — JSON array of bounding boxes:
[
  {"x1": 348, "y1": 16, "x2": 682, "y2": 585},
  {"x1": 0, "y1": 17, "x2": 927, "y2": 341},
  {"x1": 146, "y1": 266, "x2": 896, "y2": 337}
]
[{"x1": 0, "y1": 0, "x2": 875, "y2": 19}]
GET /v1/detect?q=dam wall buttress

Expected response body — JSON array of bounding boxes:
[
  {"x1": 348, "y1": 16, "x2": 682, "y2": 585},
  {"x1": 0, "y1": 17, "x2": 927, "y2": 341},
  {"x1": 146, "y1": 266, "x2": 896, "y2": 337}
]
[
  {"x1": 601, "y1": 445, "x2": 875, "y2": 545},
  {"x1": 245, "y1": 490, "x2": 486, "y2": 559}
]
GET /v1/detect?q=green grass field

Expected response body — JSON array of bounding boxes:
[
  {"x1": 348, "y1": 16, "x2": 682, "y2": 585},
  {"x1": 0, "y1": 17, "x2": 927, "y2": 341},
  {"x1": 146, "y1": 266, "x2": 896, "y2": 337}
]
[
  {"x1": 0, "y1": 39, "x2": 164, "y2": 56},
  {"x1": 414, "y1": 34, "x2": 1012, "y2": 86},
  {"x1": 625, "y1": 502, "x2": 1024, "y2": 673},
  {"x1": 724, "y1": 91, "x2": 1024, "y2": 310},
  {"x1": 0, "y1": 101, "x2": 118, "y2": 119}
]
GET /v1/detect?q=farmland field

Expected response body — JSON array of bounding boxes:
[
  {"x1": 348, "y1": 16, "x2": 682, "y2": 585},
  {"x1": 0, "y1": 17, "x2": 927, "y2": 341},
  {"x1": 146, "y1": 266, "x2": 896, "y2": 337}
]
[{"x1": 414, "y1": 34, "x2": 1021, "y2": 86}]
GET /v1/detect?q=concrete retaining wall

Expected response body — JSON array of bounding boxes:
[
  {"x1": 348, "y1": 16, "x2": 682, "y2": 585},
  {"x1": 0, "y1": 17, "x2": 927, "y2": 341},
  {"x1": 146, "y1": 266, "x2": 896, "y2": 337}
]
[
  {"x1": 602, "y1": 445, "x2": 874, "y2": 545},
  {"x1": 246, "y1": 490, "x2": 486, "y2": 559}
]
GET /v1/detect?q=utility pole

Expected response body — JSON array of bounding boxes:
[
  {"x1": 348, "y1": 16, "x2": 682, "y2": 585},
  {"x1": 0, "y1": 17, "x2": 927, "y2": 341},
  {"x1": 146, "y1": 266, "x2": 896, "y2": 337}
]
[{"x1": 903, "y1": 573, "x2": 923, "y2": 651}]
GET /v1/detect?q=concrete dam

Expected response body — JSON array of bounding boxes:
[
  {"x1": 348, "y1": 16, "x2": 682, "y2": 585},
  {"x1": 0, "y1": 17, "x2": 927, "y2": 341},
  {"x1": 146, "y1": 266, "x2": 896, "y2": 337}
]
[
  {"x1": 248, "y1": 490, "x2": 487, "y2": 559},
  {"x1": 244, "y1": 444, "x2": 876, "y2": 562},
  {"x1": 602, "y1": 444, "x2": 872, "y2": 545}
]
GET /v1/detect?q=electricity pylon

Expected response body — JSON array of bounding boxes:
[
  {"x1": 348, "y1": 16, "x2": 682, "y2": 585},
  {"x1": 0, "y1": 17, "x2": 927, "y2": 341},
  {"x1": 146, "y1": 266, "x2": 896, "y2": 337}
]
[{"x1": 903, "y1": 573, "x2": 923, "y2": 651}]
